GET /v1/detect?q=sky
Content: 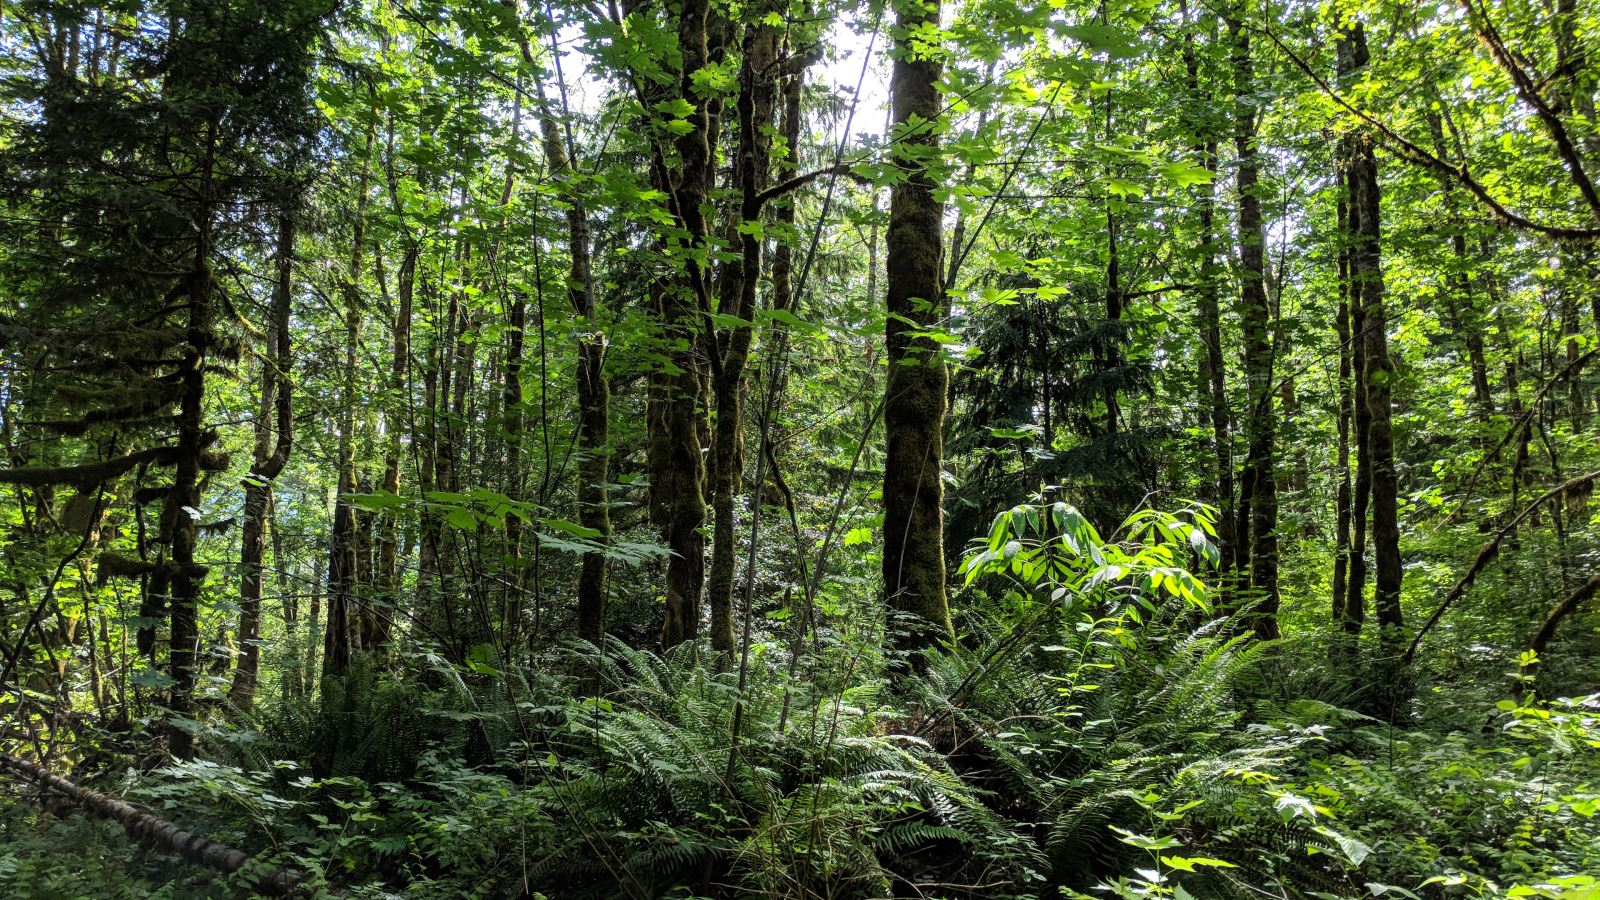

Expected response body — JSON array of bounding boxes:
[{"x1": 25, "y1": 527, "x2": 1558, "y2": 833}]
[{"x1": 558, "y1": 13, "x2": 893, "y2": 151}]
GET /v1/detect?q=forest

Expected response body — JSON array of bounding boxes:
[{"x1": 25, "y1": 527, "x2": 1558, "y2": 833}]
[{"x1": 1, "y1": 0, "x2": 1599, "y2": 896}]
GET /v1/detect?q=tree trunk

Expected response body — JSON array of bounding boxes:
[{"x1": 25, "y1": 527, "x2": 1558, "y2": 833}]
[
  {"x1": 883, "y1": 0, "x2": 954, "y2": 655},
  {"x1": 1333, "y1": 173, "x2": 1356, "y2": 635},
  {"x1": 323, "y1": 123, "x2": 375, "y2": 679},
  {"x1": 708, "y1": 15, "x2": 779, "y2": 654},
  {"x1": 166, "y1": 111, "x2": 221, "y2": 759},
  {"x1": 1339, "y1": 21, "x2": 1403, "y2": 636},
  {"x1": 1184, "y1": 17, "x2": 1235, "y2": 592},
  {"x1": 536, "y1": 76, "x2": 611, "y2": 645},
  {"x1": 1231, "y1": 7, "x2": 1278, "y2": 638},
  {"x1": 228, "y1": 210, "x2": 295, "y2": 710},
  {"x1": 375, "y1": 242, "x2": 413, "y2": 648},
  {"x1": 659, "y1": 0, "x2": 715, "y2": 648}
]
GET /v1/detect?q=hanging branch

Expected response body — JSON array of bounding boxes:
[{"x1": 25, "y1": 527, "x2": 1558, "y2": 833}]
[
  {"x1": 0, "y1": 755, "x2": 304, "y2": 896},
  {"x1": 1444, "y1": 346, "x2": 1600, "y2": 525},
  {"x1": 1459, "y1": 0, "x2": 1600, "y2": 222},
  {"x1": 1521, "y1": 572, "x2": 1600, "y2": 680},
  {"x1": 1403, "y1": 469, "x2": 1600, "y2": 664},
  {"x1": 0, "y1": 446, "x2": 182, "y2": 487},
  {"x1": 1244, "y1": 8, "x2": 1600, "y2": 241}
]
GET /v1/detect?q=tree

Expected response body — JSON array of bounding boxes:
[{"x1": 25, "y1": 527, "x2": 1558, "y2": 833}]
[
  {"x1": 1338, "y1": 17, "x2": 1403, "y2": 640},
  {"x1": 883, "y1": 0, "x2": 954, "y2": 654},
  {"x1": 1230, "y1": 1, "x2": 1279, "y2": 638}
]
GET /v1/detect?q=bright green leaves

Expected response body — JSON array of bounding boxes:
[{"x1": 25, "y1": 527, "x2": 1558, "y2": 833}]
[
  {"x1": 1158, "y1": 855, "x2": 1237, "y2": 873},
  {"x1": 843, "y1": 527, "x2": 874, "y2": 546},
  {"x1": 959, "y1": 494, "x2": 1215, "y2": 619},
  {"x1": 345, "y1": 489, "x2": 664, "y2": 567},
  {"x1": 1106, "y1": 825, "x2": 1238, "y2": 898},
  {"x1": 1062, "y1": 22, "x2": 1142, "y2": 60},
  {"x1": 654, "y1": 97, "x2": 698, "y2": 136},
  {"x1": 1106, "y1": 176, "x2": 1145, "y2": 199},
  {"x1": 1156, "y1": 160, "x2": 1213, "y2": 189}
]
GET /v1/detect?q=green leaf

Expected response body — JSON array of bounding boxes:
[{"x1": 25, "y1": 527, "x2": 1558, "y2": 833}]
[
  {"x1": 1160, "y1": 856, "x2": 1237, "y2": 872},
  {"x1": 1110, "y1": 826, "x2": 1182, "y2": 851}
]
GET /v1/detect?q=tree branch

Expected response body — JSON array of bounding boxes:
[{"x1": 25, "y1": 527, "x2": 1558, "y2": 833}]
[
  {"x1": 1251, "y1": 13, "x2": 1600, "y2": 241},
  {"x1": 1403, "y1": 470, "x2": 1600, "y2": 664},
  {"x1": 753, "y1": 163, "x2": 868, "y2": 209},
  {"x1": 1522, "y1": 572, "x2": 1600, "y2": 679},
  {"x1": 1460, "y1": 0, "x2": 1600, "y2": 222},
  {"x1": 0, "y1": 446, "x2": 180, "y2": 487}
]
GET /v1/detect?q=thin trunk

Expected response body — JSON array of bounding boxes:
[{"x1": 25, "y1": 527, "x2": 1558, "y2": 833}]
[
  {"x1": 1333, "y1": 173, "x2": 1355, "y2": 634},
  {"x1": 1422, "y1": 102, "x2": 1494, "y2": 424},
  {"x1": 323, "y1": 122, "x2": 375, "y2": 679},
  {"x1": 536, "y1": 74, "x2": 611, "y2": 645},
  {"x1": 493, "y1": 91, "x2": 526, "y2": 646},
  {"x1": 708, "y1": 15, "x2": 779, "y2": 654},
  {"x1": 770, "y1": 54, "x2": 808, "y2": 642},
  {"x1": 375, "y1": 243, "x2": 413, "y2": 648},
  {"x1": 1184, "y1": 12, "x2": 1235, "y2": 591},
  {"x1": 228, "y1": 210, "x2": 295, "y2": 709},
  {"x1": 375, "y1": 110, "x2": 413, "y2": 649},
  {"x1": 1563, "y1": 294, "x2": 1587, "y2": 428}
]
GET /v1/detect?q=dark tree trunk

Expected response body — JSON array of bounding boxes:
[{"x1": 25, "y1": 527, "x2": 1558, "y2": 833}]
[
  {"x1": 168, "y1": 255, "x2": 210, "y2": 761},
  {"x1": 883, "y1": 0, "x2": 953, "y2": 654},
  {"x1": 375, "y1": 241, "x2": 414, "y2": 648},
  {"x1": 1231, "y1": 7, "x2": 1278, "y2": 638},
  {"x1": 657, "y1": 0, "x2": 716, "y2": 649},
  {"x1": 228, "y1": 211, "x2": 295, "y2": 710},
  {"x1": 1333, "y1": 174, "x2": 1356, "y2": 635},
  {"x1": 708, "y1": 15, "x2": 779, "y2": 654},
  {"x1": 1184, "y1": 15, "x2": 1235, "y2": 593},
  {"x1": 167, "y1": 109, "x2": 222, "y2": 759},
  {"x1": 323, "y1": 125, "x2": 374, "y2": 679},
  {"x1": 1339, "y1": 21, "x2": 1403, "y2": 637},
  {"x1": 537, "y1": 78, "x2": 611, "y2": 645}
]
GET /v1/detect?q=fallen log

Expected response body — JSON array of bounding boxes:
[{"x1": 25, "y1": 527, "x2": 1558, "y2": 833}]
[{"x1": 0, "y1": 754, "x2": 303, "y2": 896}]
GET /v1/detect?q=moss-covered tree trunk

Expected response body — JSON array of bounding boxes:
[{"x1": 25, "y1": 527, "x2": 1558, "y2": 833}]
[
  {"x1": 323, "y1": 123, "x2": 374, "y2": 678},
  {"x1": 537, "y1": 77, "x2": 610, "y2": 645},
  {"x1": 883, "y1": 0, "x2": 953, "y2": 655},
  {"x1": 1230, "y1": 7, "x2": 1278, "y2": 639},
  {"x1": 659, "y1": 0, "x2": 715, "y2": 648},
  {"x1": 1184, "y1": 14, "x2": 1235, "y2": 597},
  {"x1": 708, "y1": 15, "x2": 779, "y2": 654},
  {"x1": 228, "y1": 210, "x2": 295, "y2": 710},
  {"x1": 1332, "y1": 174, "x2": 1358, "y2": 636},
  {"x1": 1338, "y1": 21, "x2": 1403, "y2": 637},
  {"x1": 168, "y1": 252, "x2": 211, "y2": 761}
]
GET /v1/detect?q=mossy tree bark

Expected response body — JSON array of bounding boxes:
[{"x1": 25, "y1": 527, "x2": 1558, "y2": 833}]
[
  {"x1": 1230, "y1": 5, "x2": 1279, "y2": 638},
  {"x1": 883, "y1": 0, "x2": 954, "y2": 655},
  {"x1": 1184, "y1": 12, "x2": 1236, "y2": 597},
  {"x1": 537, "y1": 73, "x2": 611, "y2": 645},
  {"x1": 323, "y1": 122, "x2": 375, "y2": 678},
  {"x1": 659, "y1": 0, "x2": 715, "y2": 648},
  {"x1": 1338, "y1": 20, "x2": 1403, "y2": 637},
  {"x1": 708, "y1": 12, "x2": 780, "y2": 655},
  {"x1": 228, "y1": 210, "x2": 295, "y2": 710}
]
